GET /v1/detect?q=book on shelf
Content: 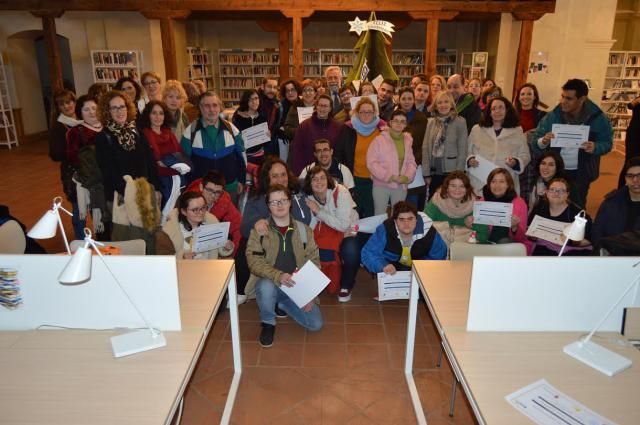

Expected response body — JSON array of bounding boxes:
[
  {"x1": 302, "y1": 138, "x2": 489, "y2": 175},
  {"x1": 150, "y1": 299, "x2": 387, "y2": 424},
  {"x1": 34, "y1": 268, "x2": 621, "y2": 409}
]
[
  {"x1": 93, "y1": 52, "x2": 137, "y2": 66},
  {"x1": 94, "y1": 68, "x2": 138, "y2": 82}
]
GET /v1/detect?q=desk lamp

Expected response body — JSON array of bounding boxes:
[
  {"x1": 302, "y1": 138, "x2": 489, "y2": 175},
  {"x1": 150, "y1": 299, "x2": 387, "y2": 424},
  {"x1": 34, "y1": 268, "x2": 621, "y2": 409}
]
[
  {"x1": 563, "y1": 261, "x2": 639, "y2": 376},
  {"x1": 58, "y1": 228, "x2": 166, "y2": 357},
  {"x1": 558, "y1": 210, "x2": 587, "y2": 256},
  {"x1": 27, "y1": 196, "x2": 72, "y2": 254}
]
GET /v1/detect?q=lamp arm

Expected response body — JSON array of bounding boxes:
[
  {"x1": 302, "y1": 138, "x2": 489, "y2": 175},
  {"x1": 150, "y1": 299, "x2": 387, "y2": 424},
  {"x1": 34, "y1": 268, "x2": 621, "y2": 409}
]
[
  {"x1": 582, "y1": 265, "x2": 640, "y2": 345},
  {"x1": 89, "y1": 241, "x2": 159, "y2": 336},
  {"x1": 57, "y1": 212, "x2": 71, "y2": 255}
]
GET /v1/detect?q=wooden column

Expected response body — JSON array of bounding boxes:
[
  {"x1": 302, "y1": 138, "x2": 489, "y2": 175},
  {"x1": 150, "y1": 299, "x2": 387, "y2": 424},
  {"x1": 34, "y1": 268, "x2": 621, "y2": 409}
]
[
  {"x1": 141, "y1": 10, "x2": 190, "y2": 81},
  {"x1": 282, "y1": 9, "x2": 314, "y2": 81},
  {"x1": 31, "y1": 10, "x2": 64, "y2": 92},
  {"x1": 278, "y1": 29, "x2": 290, "y2": 79},
  {"x1": 409, "y1": 11, "x2": 458, "y2": 77},
  {"x1": 512, "y1": 12, "x2": 544, "y2": 99}
]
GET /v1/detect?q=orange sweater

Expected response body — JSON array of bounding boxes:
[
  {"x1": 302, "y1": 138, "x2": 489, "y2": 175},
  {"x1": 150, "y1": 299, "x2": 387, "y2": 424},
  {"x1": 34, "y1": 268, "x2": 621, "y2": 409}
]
[{"x1": 353, "y1": 129, "x2": 380, "y2": 178}]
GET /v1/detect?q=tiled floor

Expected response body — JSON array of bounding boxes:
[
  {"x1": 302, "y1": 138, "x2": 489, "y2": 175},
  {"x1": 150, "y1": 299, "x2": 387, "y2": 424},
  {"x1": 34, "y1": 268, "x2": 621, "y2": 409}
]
[{"x1": 1, "y1": 139, "x2": 625, "y2": 424}]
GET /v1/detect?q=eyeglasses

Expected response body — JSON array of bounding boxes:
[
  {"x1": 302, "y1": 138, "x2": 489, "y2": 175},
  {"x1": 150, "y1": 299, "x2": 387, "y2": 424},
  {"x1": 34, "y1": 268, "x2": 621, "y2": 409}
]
[
  {"x1": 625, "y1": 173, "x2": 640, "y2": 180},
  {"x1": 143, "y1": 80, "x2": 159, "y2": 87},
  {"x1": 268, "y1": 199, "x2": 291, "y2": 207},
  {"x1": 547, "y1": 188, "x2": 567, "y2": 194},
  {"x1": 203, "y1": 187, "x2": 224, "y2": 196},
  {"x1": 187, "y1": 206, "x2": 207, "y2": 213},
  {"x1": 109, "y1": 105, "x2": 127, "y2": 112}
]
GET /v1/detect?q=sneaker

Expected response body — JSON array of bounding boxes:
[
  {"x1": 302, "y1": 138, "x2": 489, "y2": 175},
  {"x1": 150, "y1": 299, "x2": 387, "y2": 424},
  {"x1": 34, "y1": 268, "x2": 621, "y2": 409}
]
[
  {"x1": 338, "y1": 289, "x2": 352, "y2": 303},
  {"x1": 259, "y1": 323, "x2": 275, "y2": 348},
  {"x1": 226, "y1": 293, "x2": 248, "y2": 309},
  {"x1": 275, "y1": 304, "x2": 288, "y2": 318}
]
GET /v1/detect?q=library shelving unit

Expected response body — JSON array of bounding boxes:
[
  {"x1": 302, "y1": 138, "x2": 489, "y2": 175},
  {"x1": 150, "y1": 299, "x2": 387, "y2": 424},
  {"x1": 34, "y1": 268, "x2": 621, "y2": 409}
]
[
  {"x1": 218, "y1": 49, "x2": 279, "y2": 107},
  {"x1": 392, "y1": 50, "x2": 424, "y2": 87},
  {"x1": 435, "y1": 49, "x2": 458, "y2": 78},
  {"x1": 601, "y1": 51, "x2": 640, "y2": 154},
  {"x1": 288, "y1": 49, "x2": 322, "y2": 81},
  {"x1": 186, "y1": 47, "x2": 214, "y2": 89},
  {"x1": 91, "y1": 50, "x2": 143, "y2": 86},
  {"x1": 0, "y1": 53, "x2": 18, "y2": 149},
  {"x1": 461, "y1": 51, "x2": 488, "y2": 80},
  {"x1": 321, "y1": 49, "x2": 356, "y2": 79}
]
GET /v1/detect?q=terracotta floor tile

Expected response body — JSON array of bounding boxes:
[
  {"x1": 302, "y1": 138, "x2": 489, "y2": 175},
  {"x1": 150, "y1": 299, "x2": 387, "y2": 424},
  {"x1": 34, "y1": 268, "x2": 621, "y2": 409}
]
[
  {"x1": 305, "y1": 322, "x2": 346, "y2": 344},
  {"x1": 264, "y1": 411, "x2": 308, "y2": 425},
  {"x1": 237, "y1": 301, "x2": 261, "y2": 322},
  {"x1": 296, "y1": 367, "x2": 348, "y2": 386},
  {"x1": 209, "y1": 341, "x2": 260, "y2": 374},
  {"x1": 208, "y1": 319, "x2": 228, "y2": 341},
  {"x1": 191, "y1": 368, "x2": 234, "y2": 412},
  {"x1": 292, "y1": 389, "x2": 361, "y2": 425},
  {"x1": 345, "y1": 413, "x2": 379, "y2": 424},
  {"x1": 270, "y1": 322, "x2": 307, "y2": 343},
  {"x1": 385, "y1": 323, "x2": 429, "y2": 345},
  {"x1": 320, "y1": 305, "x2": 345, "y2": 323},
  {"x1": 224, "y1": 321, "x2": 261, "y2": 342},
  {"x1": 303, "y1": 343, "x2": 348, "y2": 368},
  {"x1": 363, "y1": 393, "x2": 416, "y2": 425},
  {"x1": 388, "y1": 343, "x2": 438, "y2": 370},
  {"x1": 344, "y1": 305, "x2": 383, "y2": 324},
  {"x1": 346, "y1": 344, "x2": 390, "y2": 371},
  {"x1": 345, "y1": 323, "x2": 387, "y2": 344},
  {"x1": 381, "y1": 305, "x2": 410, "y2": 325},
  {"x1": 258, "y1": 342, "x2": 304, "y2": 367},
  {"x1": 180, "y1": 387, "x2": 223, "y2": 425}
]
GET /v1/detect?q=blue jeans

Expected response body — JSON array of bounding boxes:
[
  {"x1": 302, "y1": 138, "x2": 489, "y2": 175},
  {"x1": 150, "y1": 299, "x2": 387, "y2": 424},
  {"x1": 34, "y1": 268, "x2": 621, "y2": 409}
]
[
  {"x1": 255, "y1": 277, "x2": 323, "y2": 330},
  {"x1": 340, "y1": 236, "x2": 361, "y2": 291}
]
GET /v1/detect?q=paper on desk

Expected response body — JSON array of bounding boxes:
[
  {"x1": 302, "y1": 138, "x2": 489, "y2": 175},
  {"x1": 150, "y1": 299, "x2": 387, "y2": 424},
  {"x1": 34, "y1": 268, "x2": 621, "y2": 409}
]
[
  {"x1": 280, "y1": 260, "x2": 330, "y2": 308},
  {"x1": 377, "y1": 271, "x2": 411, "y2": 301},
  {"x1": 241, "y1": 122, "x2": 270, "y2": 150},
  {"x1": 473, "y1": 201, "x2": 513, "y2": 227},
  {"x1": 408, "y1": 165, "x2": 425, "y2": 189},
  {"x1": 526, "y1": 215, "x2": 568, "y2": 245},
  {"x1": 506, "y1": 379, "x2": 617, "y2": 425},
  {"x1": 192, "y1": 221, "x2": 230, "y2": 253},
  {"x1": 297, "y1": 106, "x2": 314, "y2": 124},
  {"x1": 356, "y1": 214, "x2": 387, "y2": 233},
  {"x1": 467, "y1": 154, "x2": 499, "y2": 185},
  {"x1": 350, "y1": 94, "x2": 379, "y2": 113},
  {"x1": 551, "y1": 124, "x2": 589, "y2": 149}
]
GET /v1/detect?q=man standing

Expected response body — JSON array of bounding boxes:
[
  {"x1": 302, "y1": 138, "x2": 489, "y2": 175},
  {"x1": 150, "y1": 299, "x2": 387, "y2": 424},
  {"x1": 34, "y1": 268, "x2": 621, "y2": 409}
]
[
  {"x1": 325, "y1": 66, "x2": 343, "y2": 115},
  {"x1": 532, "y1": 79, "x2": 613, "y2": 208},
  {"x1": 299, "y1": 139, "x2": 355, "y2": 190},
  {"x1": 414, "y1": 80, "x2": 430, "y2": 113},
  {"x1": 334, "y1": 85, "x2": 354, "y2": 123},
  {"x1": 447, "y1": 74, "x2": 481, "y2": 134},
  {"x1": 258, "y1": 76, "x2": 283, "y2": 156},
  {"x1": 180, "y1": 91, "x2": 246, "y2": 205},
  {"x1": 377, "y1": 79, "x2": 396, "y2": 122}
]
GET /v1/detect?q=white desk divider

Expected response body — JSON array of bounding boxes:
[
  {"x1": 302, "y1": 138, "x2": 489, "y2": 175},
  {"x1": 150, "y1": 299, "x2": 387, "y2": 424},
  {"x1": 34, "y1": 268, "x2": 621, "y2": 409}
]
[
  {"x1": 467, "y1": 257, "x2": 640, "y2": 332},
  {"x1": 0, "y1": 255, "x2": 181, "y2": 331}
]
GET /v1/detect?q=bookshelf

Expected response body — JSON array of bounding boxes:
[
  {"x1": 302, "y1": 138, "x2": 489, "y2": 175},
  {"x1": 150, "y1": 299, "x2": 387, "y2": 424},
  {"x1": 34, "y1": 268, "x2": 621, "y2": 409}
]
[
  {"x1": 461, "y1": 51, "x2": 488, "y2": 80},
  {"x1": 392, "y1": 50, "x2": 424, "y2": 87},
  {"x1": 435, "y1": 49, "x2": 458, "y2": 78},
  {"x1": 91, "y1": 50, "x2": 142, "y2": 86},
  {"x1": 601, "y1": 51, "x2": 640, "y2": 153},
  {"x1": 321, "y1": 49, "x2": 356, "y2": 78},
  {"x1": 288, "y1": 49, "x2": 322, "y2": 80},
  {"x1": 186, "y1": 47, "x2": 214, "y2": 89}
]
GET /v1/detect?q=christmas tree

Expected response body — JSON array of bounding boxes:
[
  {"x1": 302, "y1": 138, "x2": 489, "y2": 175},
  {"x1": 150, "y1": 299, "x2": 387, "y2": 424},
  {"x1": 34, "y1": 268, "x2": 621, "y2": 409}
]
[{"x1": 346, "y1": 12, "x2": 399, "y2": 86}]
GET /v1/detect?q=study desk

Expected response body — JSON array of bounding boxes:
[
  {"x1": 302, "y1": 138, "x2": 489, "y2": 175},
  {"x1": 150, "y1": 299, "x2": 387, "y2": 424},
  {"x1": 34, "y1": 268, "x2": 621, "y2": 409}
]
[
  {"x1": 0, "y1": 259, "x2": 241, "y2": 425},
  {"x1": 404, "y1": 260, "x2": 640, "y2": 424}
]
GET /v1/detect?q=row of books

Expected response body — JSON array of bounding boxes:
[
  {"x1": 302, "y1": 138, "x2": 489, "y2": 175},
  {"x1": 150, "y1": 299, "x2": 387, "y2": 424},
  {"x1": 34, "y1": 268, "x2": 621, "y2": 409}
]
[
  {"x1": 93, "y1": 52, "x2": 137, "y2": 66},
  {"x1": 94, "y1": 68, "x2": 138, "y2": 81}
]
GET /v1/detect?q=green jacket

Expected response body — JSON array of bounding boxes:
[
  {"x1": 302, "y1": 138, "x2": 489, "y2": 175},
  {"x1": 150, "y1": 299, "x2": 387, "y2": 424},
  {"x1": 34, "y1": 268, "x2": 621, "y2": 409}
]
[{"x1": 424, "y1": 201, "x2": 489, "y2": 244}]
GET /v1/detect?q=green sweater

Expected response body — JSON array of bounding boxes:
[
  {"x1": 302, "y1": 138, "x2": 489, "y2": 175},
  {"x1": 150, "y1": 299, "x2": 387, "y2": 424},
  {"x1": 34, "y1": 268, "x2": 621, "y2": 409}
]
[{"x1": 424, "y1": 201, "x2": 489, "y2": 243}]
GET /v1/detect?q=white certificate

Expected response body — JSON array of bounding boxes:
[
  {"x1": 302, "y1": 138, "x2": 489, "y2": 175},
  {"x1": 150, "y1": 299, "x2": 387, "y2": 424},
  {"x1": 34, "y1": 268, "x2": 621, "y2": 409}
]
[
  {"x1": 506, "y1": 379, "x2": 617, "y2": 425},
  {"x1": 350, "y1": 94, "x2": 379, "y2": 113},
  {"x1": 407, "y1": 165, "x2": 425, "y2": 189},
  {"x1": 371, "y1": 74, "x2": 384, "y2": 91},
  {"x1": 467, "y1": 154, "x2": 499, "y2": 184},
  {"x1": 356, "y1": 213, "x2": 387, "y2": 234},
  {"x1": 551, "y1": 124, "x2": 589, "y2": 148},
  {"x1": 377, "y1": 271, "x2": 411, "y2": 301},
  {"x1": 473, "y1": 201, "x2": 513, "y2": 227},
  {"x1": 280, "y1": 260, "x2": 330, "y2": 308},
  {"x1": 525, "y1": 215, "x2": 568, "y2": 245},
  {"x1": 297, "y1": 106, "x2": 314, "y2": 124},
  {"x1": 241, "y1": 121, "x2": 270, "y2": 150},
  {"x1": 192, "y1": 221, "x2": 230, "y2": 253}
]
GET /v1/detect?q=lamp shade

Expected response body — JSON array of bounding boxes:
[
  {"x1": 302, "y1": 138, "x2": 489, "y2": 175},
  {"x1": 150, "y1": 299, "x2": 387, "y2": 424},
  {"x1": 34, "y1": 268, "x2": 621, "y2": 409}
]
[
  {"x1": 58, "y1": 245, "x2": 93, "y2": 284},
  {"x1": 27, "y1": 210, "x2": 59, "y2": 239},
  {"x1": 562, "y1": 211, "x2": 587, "y2": 241}
]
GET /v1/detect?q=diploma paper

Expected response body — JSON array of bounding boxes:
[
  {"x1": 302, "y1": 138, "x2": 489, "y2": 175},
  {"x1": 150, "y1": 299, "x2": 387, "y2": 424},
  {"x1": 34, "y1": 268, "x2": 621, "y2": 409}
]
[
  {"x1": 356, "y1": 214, "x2": 387, "y2": 234},
  {"x1": 467, "y1": 154, "x2": 499, "y2": 184},
  {"x1": 551, "y1": 124, "x2": 589, "y2": 149},
  {"x1": 408, "y1": 165, "x2": 426, "y2": 189},
  {"x1": 297, "y1": 106, "x2": 314, "y2": 123},
  {"x1": 377, "y1": 271, "x2": 411, "y2": 301},
  {"x1": 473, "y1": 201, "x2": 513, "y2": 227},
  {"x1": 371, "y1": 74, "x2": 384, "y2": 91},
  {"x1": 192, "y1": 222, "x2": 230, "y2": 253},
  {"x1": 281, "y1": 260, "x2": 330, "y2": 308},
  {"x1": 350, "y1": 94, "x2": 379, "y2": 113},
  {"x1": 241, "y1": 121, "x2": 270, "y2": 150},
  {"x1": 526, "y1": 215, "x2": 568, "y2": 245},
  {"x1": 506, "y1": 379, "x2": 617, "y2": 425}
]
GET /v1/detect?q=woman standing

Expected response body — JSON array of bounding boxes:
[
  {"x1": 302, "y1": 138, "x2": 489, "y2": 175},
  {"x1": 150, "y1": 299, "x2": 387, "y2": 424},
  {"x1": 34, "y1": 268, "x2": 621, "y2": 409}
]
[
  {"x1": 467, "y1": 96, "x2": 530, "y2": 195},
  {"x1": 114, "y1": 77, "x2": 144, "y2": 114},
  {"x1": 422, "y1": 91, "x2": 468, "y2": 198},
  {"x1": 303, "y1": 166, "x2": 360, "y2": 302},
  {"x1": 232, "y1": 89, "x2": 269, "y2": 166},
  {"x1": 367, "y1": 110, "x2": 417, "y2": 215},
  {"x1": 468, "y1": 78, "x2": 482, "y2": 103},
  {"x1": 428, "y1": 75, "x2": 446, "y2": 113},
  {"x1": 335, "y1": 97, "x2": 386, "y2": 218},
  {"x1": 283, "y1": 79, "x2": 317, "y2": 140},
  {"x1": 161, "y1": 80, "x2": 190, "y2": 141},
  {"x1": 141, "y1": 71, "x2": 163, "y2": 106}
]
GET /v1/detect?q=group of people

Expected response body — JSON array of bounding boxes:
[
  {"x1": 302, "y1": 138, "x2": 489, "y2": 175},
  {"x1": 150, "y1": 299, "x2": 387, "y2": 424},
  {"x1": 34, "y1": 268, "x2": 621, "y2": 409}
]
[{"x1": 41, "y1": 64, "x2": 639, "y2": 347}]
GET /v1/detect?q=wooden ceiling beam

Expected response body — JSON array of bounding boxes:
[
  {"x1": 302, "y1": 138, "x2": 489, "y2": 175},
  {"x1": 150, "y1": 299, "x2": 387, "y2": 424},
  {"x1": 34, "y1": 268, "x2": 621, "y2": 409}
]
[{"x1": 140, "y1": 9, "x2": 191, "y2": 20}]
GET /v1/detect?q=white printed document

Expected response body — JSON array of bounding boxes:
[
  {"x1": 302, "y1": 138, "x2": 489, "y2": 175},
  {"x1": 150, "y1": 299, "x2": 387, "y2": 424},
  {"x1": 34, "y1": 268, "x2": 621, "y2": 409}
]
[
  {"x1": 473, "y1": 201, "x2": 513, "y2": 227},
  {"x1": 192, "y1": 222, "x2": 230, "y2": 253},
  {"x1": 356, "y1": 214, "x2": 387, "y2": 234},
  {"x1": 241, "y1": 121, "x2": 270, "y2": 150},
  {"x1": 408, "y1": 165, "x2": 425, "y2": 189},
  {"x1": 506, "y1": 379, "x2": 617, "y2": 425},
  {"x1": 526, "y1": 215, "x2": 568, "y2": 244},
  {"x1": 467, "y1": 154, "x2": 499, "y2": 185},
  {"x1": 297, "y1": 106, "x2": 314, "y2": 124},
  {"x1": 377, "y1": 271, "x2": 411, "y2": 301},
  {"x1": 281, "y1": 260, "x2": 330, "y2": 308},
  {"x1": 551, "y1": 124, "x2": 589, "y2": 149}
]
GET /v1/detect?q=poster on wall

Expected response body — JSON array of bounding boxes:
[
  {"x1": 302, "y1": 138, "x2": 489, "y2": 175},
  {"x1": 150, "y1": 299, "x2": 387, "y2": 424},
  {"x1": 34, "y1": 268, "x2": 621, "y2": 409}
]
[{"x1": 529, "y1": 51, "x2": 549, "y2": 74}]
